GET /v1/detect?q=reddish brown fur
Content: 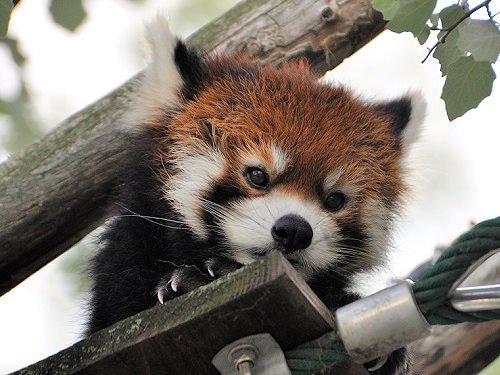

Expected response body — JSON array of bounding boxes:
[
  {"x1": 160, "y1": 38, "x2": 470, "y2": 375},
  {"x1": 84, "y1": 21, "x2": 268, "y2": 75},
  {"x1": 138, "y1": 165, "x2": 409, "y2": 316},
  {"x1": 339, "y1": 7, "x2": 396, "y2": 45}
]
[{"x1": 151, "y1": 56, "x2": 407, "y2": 221}]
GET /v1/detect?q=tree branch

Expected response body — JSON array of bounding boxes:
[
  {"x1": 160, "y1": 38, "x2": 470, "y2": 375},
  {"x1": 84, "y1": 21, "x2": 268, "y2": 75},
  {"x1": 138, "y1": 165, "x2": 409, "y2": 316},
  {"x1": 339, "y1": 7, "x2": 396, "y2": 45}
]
[{"x1": 422, "y1": 0, "x2": 492, "y2": 63}]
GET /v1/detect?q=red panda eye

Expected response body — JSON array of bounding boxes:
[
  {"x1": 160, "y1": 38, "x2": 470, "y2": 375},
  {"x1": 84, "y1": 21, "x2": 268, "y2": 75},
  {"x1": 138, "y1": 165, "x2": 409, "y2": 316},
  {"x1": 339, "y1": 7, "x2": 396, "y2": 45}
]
[
  {"x1": 245, "y1": 167, "x2": 269, "y2": 189},
  {"x1": 325, "y1": 192, "x2": 346, "y2": 211}
]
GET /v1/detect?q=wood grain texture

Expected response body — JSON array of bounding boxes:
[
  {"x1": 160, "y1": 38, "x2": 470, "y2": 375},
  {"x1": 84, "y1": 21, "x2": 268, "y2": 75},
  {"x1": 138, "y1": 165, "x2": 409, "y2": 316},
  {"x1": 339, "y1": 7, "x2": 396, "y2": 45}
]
[
  {"x1": 0, "y1": 0, "x2": 384, "y2": 295},
  {"x1": 12, "y1": 253, "x2": 335, "y2": 374},
  {"x1": 410, "y1": 320, "x2": 500, "y2": 375}
]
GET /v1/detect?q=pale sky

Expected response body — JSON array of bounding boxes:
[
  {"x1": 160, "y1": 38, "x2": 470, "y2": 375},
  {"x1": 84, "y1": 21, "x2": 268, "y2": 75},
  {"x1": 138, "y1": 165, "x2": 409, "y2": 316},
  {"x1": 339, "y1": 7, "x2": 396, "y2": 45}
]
[{"x1": 0, "y1": 0, "x2": 499, "y2": 373}]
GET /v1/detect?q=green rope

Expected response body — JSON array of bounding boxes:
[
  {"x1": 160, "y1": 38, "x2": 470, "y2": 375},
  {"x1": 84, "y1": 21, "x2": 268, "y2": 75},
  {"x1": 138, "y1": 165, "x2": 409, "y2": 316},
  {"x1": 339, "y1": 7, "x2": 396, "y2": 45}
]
[
  {"x1": 285, "y1": 331, "x2": 349, "y2": 374},
  {"x1": 285, "y1": 217, "x2": 500, "y2": 374},
  {"x1": 413, "y1": 217, "x2": 500, "y2": 325}
]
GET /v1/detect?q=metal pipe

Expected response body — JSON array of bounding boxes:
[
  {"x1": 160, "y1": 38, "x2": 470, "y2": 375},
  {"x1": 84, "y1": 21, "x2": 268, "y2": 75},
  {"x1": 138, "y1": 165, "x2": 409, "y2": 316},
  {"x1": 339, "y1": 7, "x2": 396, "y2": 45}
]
[
  {"x1": 335, "y1": 281, "x2": 431, "y2": 364},
  {"x1": 450, "y1": 284, "x2": 500, "y2": 312}
]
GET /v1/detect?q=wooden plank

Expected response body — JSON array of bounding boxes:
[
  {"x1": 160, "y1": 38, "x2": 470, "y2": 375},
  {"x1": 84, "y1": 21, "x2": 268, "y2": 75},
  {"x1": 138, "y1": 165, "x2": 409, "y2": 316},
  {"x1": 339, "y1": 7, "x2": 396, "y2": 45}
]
[
  {"x1": 0, "y1": 0, "x2": 384, "y2": 296},
  {"x1": 410, "y1": 320, "x2": 500, "y2": 375},
  {"x1": 12, "y1": 253, "x2": 335, "y2": 374}
]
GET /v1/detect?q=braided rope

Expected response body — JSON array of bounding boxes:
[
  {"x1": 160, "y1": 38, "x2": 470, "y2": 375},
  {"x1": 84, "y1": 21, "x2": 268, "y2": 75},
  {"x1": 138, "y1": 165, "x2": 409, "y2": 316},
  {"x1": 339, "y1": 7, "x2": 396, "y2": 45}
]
[
  {"x1": 285, "y1": 331, "x2": 349, "y2": 374},
  {"x1": 413, "y1": 217, "x2": 500, "y2": 325}
]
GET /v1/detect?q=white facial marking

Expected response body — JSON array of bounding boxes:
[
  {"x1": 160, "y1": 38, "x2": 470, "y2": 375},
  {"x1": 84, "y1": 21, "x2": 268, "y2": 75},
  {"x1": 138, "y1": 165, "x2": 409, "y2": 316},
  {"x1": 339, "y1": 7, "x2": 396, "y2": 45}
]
[
  {"x1": 269, "y1": 144, "x2": 289, "y2": 175},
  {"x1": 219, "y1": 190, "x2": 342, "y2": 279},
  {"x1": 344, "y1": 198, "x2": 394, "y2": 298},
  {"x1": 362, "y1": 198, "x2": 392, "y2": 267},
  {"x1": 323, "y1": 170, "x2": 362, "y2": 212},
  {"x1": 240, "y1": 144, "x2": 288, "y2": 177},
  {"x1": 323, "y1": 169, "x2": 343, "y2": 191},
  {"x1": 165, "y1": 150, "x2": 226, "y2": 239}
]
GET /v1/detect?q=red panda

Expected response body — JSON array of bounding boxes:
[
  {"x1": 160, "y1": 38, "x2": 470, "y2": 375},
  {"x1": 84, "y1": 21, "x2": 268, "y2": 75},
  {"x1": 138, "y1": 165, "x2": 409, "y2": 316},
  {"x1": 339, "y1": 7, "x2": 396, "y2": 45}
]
[{"x1": 87, "y1": 15, "x2": 425, "y2": 374}]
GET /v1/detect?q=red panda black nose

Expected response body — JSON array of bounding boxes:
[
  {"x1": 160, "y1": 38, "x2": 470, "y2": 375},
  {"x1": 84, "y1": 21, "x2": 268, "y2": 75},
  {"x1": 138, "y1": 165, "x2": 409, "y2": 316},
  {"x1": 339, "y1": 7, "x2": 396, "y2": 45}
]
[{"x1": 271, "y1": 214, "x2": 313, "y2": 253}]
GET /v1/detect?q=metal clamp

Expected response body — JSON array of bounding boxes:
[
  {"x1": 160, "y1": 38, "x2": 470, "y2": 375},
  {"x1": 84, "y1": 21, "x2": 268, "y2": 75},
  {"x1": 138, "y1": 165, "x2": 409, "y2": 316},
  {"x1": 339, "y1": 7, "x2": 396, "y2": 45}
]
[
  {"x1": 449, "y1": 249, "x2": 500, "y2": 312},
  {"x1": 335, "y1": 281, "x2": 430, "y2": 364},
  {"x1": 212, "y1": 333, "x2": 291, "y2": 375}
]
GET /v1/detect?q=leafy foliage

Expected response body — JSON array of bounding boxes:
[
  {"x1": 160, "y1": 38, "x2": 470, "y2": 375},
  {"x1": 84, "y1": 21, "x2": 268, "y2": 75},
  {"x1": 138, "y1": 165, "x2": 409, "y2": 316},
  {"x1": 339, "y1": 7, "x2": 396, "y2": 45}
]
[
  {"x1": 458, "y1": 20, "x2": 500, "y2": 63},
  {"x1": 0, "y1": 0, "x2": 13, "y2": 36},
  {"x1": 442, "y1": 56, "x2": 496, "y2": 120},
  {"x1": 386, "y1": 0, "x2": 437, "y2": 38},
  {"x1": 49, "y1": 0, "x2": 87, "y2": 32},
  {"x1": 433, "y1": 5, "x2": 468, "y2": 75},
  {"x1": 372, "y1": 0, "x2": 500, "y2": 121},
  {"x1": 372, "y1": 0, "x2": 400, "y2": 20}
]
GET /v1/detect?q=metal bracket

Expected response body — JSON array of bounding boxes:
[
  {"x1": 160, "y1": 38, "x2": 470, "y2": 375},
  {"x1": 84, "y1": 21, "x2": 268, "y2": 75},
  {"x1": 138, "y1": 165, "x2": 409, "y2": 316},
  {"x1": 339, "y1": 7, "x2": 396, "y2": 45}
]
[
  {"x1": 449, "y1": 249, "x2": 500, "y2": 312},
  {"x1": 335, "y1": 281, "x2": 431, "y2": 365},
  {"x1": 212, "y1": 333, "x2": 291, "y2": 375}
]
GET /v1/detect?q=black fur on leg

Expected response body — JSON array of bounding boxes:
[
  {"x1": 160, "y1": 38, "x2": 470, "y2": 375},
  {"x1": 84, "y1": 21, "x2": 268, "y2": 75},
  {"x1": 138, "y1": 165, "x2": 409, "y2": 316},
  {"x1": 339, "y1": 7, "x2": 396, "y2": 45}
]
[
  {"x1": 84, "y1": 131, "x2": 234, "y2": 335},
  {"x1": 367, "y1": 347, "x2": 411, "y2": 375}
]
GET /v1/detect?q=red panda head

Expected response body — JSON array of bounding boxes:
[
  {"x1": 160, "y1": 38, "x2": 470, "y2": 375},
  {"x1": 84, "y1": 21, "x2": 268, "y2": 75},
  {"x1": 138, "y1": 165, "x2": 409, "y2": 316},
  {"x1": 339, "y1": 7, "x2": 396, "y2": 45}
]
[{"x1": 129, "y1": 15, "x2": 425, "y2": 279}]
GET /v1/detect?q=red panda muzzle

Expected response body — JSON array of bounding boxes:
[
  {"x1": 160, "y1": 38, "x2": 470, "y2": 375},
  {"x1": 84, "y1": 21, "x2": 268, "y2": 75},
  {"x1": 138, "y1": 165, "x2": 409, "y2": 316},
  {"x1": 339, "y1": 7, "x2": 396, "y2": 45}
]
[{"x1": 271, "y1": 214, "x2": 313, "y2": 252}]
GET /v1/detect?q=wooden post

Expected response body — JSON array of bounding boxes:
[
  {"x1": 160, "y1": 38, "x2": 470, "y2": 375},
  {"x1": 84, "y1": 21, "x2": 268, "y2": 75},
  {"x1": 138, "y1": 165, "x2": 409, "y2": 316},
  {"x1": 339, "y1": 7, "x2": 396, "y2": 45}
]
[{"x1": 0, "y1": 0, "x2": 384, "y2": 296}]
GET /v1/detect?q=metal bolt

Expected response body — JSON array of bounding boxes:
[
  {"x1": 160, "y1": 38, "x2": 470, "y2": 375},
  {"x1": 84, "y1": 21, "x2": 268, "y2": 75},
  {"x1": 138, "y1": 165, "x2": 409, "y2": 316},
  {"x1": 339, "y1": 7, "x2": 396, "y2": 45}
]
[
  {"x1": 237, "y1": 361, "x2": 254, "y2": 375},
  {"x1": 320, "y1": 5, "x2": 335, "y2": 21},
  {"x1": 229, "y1": 344, "x2": 258, "y2": 375}
]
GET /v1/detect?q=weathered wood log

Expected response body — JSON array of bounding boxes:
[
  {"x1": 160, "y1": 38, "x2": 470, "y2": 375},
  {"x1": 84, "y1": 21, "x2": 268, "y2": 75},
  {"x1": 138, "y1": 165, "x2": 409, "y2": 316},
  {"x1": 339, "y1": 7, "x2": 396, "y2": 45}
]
[
  {"x1": 0, "y1": 0, "x2": 384, "y2": 296},
  {"x1": 410, "y1": 320, "x2": 500, "y2": 375},
  {"x1": 11, "y1": 253, "x2": 348, "y2": 374}
]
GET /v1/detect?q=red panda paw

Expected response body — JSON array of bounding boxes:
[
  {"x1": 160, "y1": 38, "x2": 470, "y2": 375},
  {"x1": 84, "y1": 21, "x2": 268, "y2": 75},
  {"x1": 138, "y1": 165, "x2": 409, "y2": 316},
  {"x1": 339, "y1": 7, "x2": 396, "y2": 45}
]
[
  {"x1": 156, "y1": 257, "x2": 242, "y2": 304},
  {"x1": 365, "y1": 347, "x2": 410, "y2": 375}
]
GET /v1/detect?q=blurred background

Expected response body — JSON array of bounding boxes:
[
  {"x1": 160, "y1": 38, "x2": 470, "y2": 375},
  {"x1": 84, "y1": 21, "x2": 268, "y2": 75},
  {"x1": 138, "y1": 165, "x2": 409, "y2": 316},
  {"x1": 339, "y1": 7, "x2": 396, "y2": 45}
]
[{"x1": 0, "y1": 0, "x2": 498, "y2": 373}]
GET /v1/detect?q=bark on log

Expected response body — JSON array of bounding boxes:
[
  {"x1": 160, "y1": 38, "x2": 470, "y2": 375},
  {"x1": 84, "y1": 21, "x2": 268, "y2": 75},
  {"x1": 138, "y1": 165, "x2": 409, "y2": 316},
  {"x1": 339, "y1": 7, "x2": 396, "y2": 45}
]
[
  {"x1": 0, "y1": 0, "x2": 384, "y2": 296},
  {"x1": 410, "y1": 320, "x2": 500, "y2": 375}
]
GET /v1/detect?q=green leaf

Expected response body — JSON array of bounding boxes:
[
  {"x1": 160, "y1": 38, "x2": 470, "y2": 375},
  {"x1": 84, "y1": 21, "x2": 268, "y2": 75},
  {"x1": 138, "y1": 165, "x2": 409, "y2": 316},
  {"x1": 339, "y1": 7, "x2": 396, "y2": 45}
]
[
  {"x1": 433, "y1": 31, "x2": 463, "y2": 75},
  {"x1": 439, "y1": 4, "x2": 466, "y2": 29},
  {"x1": 49, "y1": 0, "x2": 86, "y2": 32},
  {"x1": 458, "y1": 20, "x2": 500, "y2": 63},
  {"x1": 387, "y1": 0, "x2": 437, "y2": 38},
  {"x1": 441, "y1": 56, "x2": 496, "y2": 120},
  {"x1": 0, "y1": 37, "x2": 25, "y2": 65},
  {"x1": 432, "y1": 5, "x2": 468, "y2": 75},
  {"x1": 417, "y1": 25, "x2": 430, "y2": 44},
  {"x1": 429, "y1": 13, "x2": 439, "y2": 28},
  {"x1": 371, "y1": 0, "x2": 399, "y2": 20},
  {"x1": 0, "y1": 0, "x2": 13, "y2": 36}
]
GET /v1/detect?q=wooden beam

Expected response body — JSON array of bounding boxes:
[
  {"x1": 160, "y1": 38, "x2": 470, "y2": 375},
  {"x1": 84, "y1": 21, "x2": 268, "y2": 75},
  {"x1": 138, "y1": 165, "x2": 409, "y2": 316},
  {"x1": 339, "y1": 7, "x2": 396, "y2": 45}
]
[
  {"x1": 410, "y1": 320, "x2": 500, "y2": 374},
  {"x1": 11, "y1": 253, "x2": 339, "y2": 374},
  {"x1": 0, "y1": 0, "x2": 384, "y2": 296}
]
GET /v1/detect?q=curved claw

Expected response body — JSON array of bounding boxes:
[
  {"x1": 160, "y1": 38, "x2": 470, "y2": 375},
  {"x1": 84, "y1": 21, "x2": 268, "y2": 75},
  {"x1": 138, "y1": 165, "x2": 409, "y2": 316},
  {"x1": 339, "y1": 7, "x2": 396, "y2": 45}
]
[
  {"x1": 367, "y1": 354, "x2": 388, "y2": 372},
  {"x1": 157, "y1": 278, "x2": 174, "y2": 304},
  {"x1": 207, "y1": 264, "x2": 216, "y2": 278},
  {"x1": 157, "y1": 288, "x2": 165, "y2": 305}
]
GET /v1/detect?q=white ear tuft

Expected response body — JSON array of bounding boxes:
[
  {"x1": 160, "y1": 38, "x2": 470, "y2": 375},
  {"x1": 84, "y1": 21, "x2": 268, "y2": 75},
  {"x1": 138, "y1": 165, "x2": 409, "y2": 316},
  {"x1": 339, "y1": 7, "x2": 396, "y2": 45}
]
[
  {"x1": 401, "y1": 90, "x2": 426, "y2": 150},
  {"x1": 144, "y1": 13, "x2": 182, "y2": 92},
  {"x1": 124, "y1": 13, "x2": 184, "y2": 129}
]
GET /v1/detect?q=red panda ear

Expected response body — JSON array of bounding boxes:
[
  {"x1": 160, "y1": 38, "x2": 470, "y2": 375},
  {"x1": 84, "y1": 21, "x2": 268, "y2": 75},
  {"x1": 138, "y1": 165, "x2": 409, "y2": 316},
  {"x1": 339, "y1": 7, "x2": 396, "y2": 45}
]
[
  {"x1": 173, "y1": 40, "x2": 206, "y2": 101},
  {"x1": 374, "y1": 91, "x2": 426, "y2": 151},
  {"x1": 125, "y1": 14, "x2": 206, "y2": 127}
]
